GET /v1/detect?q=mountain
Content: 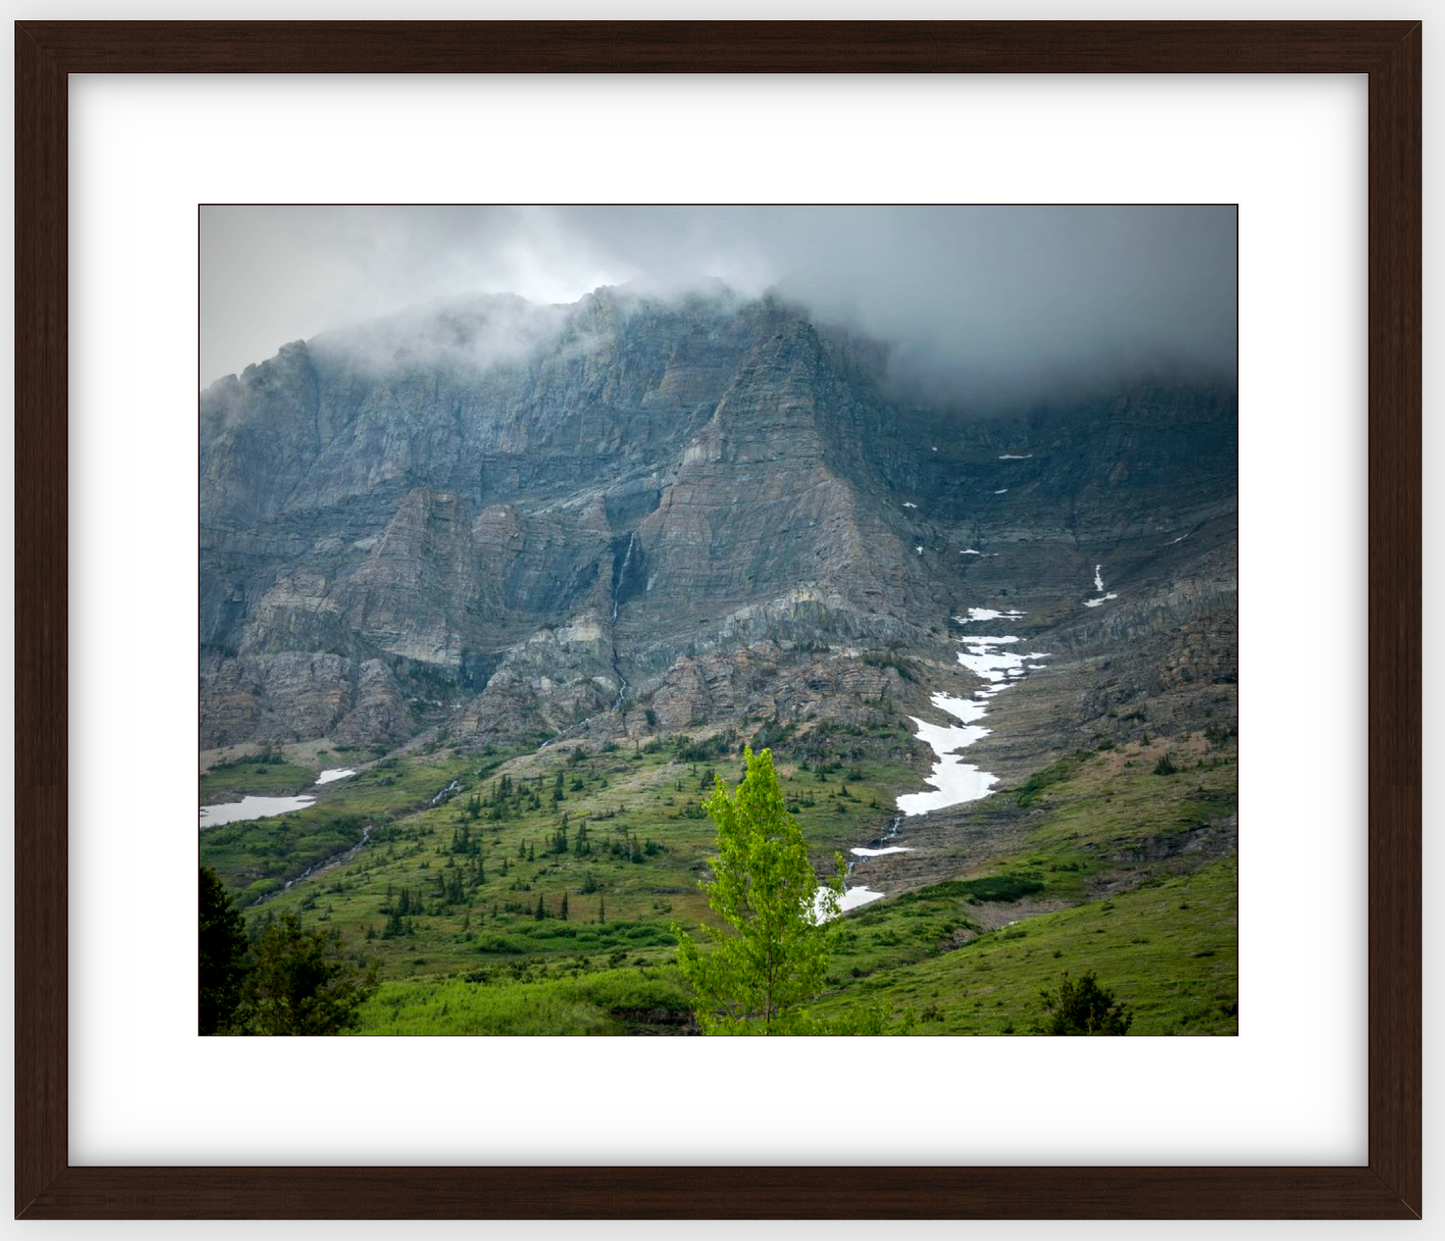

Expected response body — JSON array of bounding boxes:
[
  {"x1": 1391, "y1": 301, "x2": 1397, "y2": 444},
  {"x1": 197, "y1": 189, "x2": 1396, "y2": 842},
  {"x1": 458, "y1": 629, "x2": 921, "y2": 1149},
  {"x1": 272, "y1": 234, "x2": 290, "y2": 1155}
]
[
  {"x1": 198, "y1": 284, "x2": 1240, "y2": 1034},
  {"x1": 200, "y1": 286, "x2": 1237, "y2": 787}
]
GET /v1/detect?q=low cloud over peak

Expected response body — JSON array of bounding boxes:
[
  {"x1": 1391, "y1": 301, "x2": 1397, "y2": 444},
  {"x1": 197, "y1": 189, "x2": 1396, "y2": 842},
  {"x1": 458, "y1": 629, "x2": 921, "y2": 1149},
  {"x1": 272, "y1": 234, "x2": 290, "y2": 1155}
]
[{"x1": 202, "y1": 205, "x2": 1236, "y2": 410}]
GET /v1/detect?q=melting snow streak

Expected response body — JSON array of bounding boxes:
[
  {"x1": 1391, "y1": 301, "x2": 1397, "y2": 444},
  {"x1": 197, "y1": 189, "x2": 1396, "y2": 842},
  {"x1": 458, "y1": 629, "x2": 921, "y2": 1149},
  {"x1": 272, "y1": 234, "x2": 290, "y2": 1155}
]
[
  {"x1": 960, "y1": 607, "x2": 1025, "y2": 623},
  {"x1": 895, "y1": 618, "x2": 1052, "y2": 817},
  {"x1": 1084, "y1": 563, "x2": 1118, "y2": 608}
]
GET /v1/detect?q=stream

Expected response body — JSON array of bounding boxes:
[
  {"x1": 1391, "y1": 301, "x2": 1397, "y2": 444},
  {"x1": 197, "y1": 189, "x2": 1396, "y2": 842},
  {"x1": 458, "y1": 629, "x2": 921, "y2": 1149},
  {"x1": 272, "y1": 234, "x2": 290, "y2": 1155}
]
[
  {"x1": 542, "y1": 538, "x2": 635, "y2": 752},
  {"x1": 253, "y1": 825, "x2": 374, "y2": 906}
]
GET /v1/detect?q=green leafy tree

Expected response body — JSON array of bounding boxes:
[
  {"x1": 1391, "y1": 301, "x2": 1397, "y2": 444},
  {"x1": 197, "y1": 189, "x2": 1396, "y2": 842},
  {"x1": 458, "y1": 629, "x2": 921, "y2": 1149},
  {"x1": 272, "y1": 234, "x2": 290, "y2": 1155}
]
[
  {"x1": 199, "y1": 866, "x2": 248, "y2": 1034},
  {"x1": 1037, "y1": 969, "x2": 1134, "y2": 1035},
  {"x1": 236, "y1": 913, "x2": 378, "y2": 1035},
  {"x1": 673, "y1": 746, "x2": 845, "y2": 1034}
]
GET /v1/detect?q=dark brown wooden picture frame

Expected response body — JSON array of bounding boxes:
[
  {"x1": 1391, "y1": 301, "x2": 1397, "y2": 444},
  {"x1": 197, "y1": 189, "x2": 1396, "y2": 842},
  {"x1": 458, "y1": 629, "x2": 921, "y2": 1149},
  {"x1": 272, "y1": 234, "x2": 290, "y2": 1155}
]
[{"x1": 14, "y1": 20, "x2": 1421, "y2": 1220}]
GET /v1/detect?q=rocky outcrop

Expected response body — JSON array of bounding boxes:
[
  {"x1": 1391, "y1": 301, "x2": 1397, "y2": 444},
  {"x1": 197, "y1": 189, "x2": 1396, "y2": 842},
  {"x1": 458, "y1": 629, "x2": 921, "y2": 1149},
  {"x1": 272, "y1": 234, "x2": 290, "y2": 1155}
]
[
  {"x1": 198, "y1": 650, "x2": 417, "y2": 748},
  {"x1": 200, "y1": 285, "x2": 1237, "y2": 754}
]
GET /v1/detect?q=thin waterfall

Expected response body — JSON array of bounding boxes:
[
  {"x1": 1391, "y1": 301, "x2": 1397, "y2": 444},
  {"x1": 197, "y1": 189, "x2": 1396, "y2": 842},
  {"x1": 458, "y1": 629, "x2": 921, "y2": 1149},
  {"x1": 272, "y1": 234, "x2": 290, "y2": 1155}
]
[
  {"x1": 610, "y1": 533, "x2": 637, "y2": 709},
  {"x1": 611, "y1": 532, "x2": 636, "y2": 623}
]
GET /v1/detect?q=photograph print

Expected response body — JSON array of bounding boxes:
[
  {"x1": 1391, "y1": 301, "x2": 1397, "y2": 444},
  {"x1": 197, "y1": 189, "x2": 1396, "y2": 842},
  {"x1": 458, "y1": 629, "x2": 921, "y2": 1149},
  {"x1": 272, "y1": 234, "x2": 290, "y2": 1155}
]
[{"x1": 198, "y1": 205, "x2": 1238, "y2": 1037}]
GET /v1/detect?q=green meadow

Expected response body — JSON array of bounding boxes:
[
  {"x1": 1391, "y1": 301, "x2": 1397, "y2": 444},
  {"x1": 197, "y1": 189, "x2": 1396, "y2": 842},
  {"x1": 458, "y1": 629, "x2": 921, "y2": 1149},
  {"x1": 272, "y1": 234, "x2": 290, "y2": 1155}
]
[
  {"x1": 814, "y1": 858, "x2": 1237, "y2": 1035},
  {"x1": 200, "y1": 722, "x2": 1236, "y2": 1035}
]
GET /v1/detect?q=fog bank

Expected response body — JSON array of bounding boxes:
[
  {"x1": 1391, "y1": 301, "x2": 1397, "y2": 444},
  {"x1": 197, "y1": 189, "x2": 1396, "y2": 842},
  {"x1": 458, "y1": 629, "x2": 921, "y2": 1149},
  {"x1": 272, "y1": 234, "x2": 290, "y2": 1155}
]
[{"x1": 201, "y1": 205, "x2": 1236, "y2": 408}]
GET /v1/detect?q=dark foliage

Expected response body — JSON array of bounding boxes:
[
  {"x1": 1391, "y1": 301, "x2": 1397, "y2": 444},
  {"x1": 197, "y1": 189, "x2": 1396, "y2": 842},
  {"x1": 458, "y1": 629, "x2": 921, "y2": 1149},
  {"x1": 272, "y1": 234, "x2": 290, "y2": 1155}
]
[
  {"x1": 1037, "y1": 969, "x2": 1134, "y2": 1035},
  {"x1": 235, "y1": 913, "x2": 378, "y2": 1035},
  {"x1": 198, "y1": 866, "x2": 248, "y2": 1034}
]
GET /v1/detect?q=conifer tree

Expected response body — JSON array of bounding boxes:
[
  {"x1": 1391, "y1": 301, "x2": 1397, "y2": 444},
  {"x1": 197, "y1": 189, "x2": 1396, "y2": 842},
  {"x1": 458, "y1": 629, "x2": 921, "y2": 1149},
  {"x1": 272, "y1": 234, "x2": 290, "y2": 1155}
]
[{"x1": 199, "y1": 866, "x2": 248, "y2": 1035}]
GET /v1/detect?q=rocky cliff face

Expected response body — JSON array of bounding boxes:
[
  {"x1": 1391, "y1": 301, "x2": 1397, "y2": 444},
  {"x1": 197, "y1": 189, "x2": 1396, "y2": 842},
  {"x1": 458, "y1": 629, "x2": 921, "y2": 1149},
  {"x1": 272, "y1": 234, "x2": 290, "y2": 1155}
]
[{"x1": 200, "y1": 287, "x2": 1236, "y2": 759}]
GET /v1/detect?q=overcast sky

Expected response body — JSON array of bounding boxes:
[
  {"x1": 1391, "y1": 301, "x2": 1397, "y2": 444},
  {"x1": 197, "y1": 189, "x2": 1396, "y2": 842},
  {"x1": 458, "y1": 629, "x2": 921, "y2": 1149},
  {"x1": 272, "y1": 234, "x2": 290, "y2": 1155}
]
[{"x1": 200, "y1": 205, "x2": 1236, "y2": 406}]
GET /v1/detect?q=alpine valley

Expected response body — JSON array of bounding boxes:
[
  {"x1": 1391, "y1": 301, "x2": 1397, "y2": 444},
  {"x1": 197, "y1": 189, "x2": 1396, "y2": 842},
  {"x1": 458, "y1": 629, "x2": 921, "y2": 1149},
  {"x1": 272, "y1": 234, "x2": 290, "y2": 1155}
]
[{"x1": 199, "y1": 285, "x2": 1238, "y2": 1035}]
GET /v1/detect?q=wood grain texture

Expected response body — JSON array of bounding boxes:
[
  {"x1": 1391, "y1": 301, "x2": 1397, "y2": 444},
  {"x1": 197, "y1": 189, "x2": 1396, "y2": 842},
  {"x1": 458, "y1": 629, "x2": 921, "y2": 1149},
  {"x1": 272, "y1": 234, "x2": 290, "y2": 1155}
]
[
  {"x1": 1366, "y1": 22, "x2": 1423, "y2": 1221},
  {"x1": 20, "y1": 1166, "x2": 1423, "y2": 1221},
  {"x1": 13, "y1": 19, "x2": 69, "y2": 1222},
  {"x1": 10, "y1": 19, "x2": 1425, "y2": 74},
  {"x1": 11, "y1": 18, "x2": 1422, "y2": 1221}
]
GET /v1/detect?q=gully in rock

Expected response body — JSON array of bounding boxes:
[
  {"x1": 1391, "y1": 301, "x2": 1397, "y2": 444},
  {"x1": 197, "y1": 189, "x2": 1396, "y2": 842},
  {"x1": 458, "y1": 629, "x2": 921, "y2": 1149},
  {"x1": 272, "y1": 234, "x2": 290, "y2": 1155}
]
[{"x1": 818, "y1": 604, "x2": 1052, "y2": 918}]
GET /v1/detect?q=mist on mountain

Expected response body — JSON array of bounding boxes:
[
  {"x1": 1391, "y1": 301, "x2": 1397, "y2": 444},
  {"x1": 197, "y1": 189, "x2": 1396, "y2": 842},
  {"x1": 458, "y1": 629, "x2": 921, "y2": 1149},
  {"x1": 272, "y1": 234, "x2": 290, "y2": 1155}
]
[{"x1": 201, "y1": 205, "x2": 1236, "y2": 412}]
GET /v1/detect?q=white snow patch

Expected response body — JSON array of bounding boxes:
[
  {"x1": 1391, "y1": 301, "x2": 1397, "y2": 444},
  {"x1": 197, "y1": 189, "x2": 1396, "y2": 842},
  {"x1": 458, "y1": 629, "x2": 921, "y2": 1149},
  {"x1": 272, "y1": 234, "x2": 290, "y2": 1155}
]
[
  {"x1": 314, "y1": 768, "x2": 356, "y2": 785},
  {"x1": 896, "y1": 753, "x2": 998, "y2": 817},
  {"x1": 957, "y1": 636, "x2": 1050, "y2": 683},
  {"x1": 1170, "y1": 533, "x2": 1189, "y2": 545},
  {"x1": 814, "y1": 885, "x2": 886, "y2": 921},
  {"x1": 902, "y1": 501, "x2": 917, "y2": 508},
  {"x1": 930, "y1": 446, "x2": 939, "y2": 452},
  {"x1": 959, "y1": 607, "x2": 1026, "y2": 623},
  {"x1": 931, "y1": 690, "x2": 989, "y2": 726},
  {"x1": 1083, "y1": 566, "x2": 1119, "y2": 607},
  {"x1": 960, "y1": 548, "x2": 983, "y2": 555},
  {"x1": 200, "y1": 794, "x2": 316, "y2": 828},
  {"x1": 837, "y1": 887, "x2": 885, "y2": 912},
  {"x1": 911, "y1": 712, "x2": 988, "y2": 753},
  {"x1": 893, "y1": 688, "x2": 1004, "y2": 817},
  {"x1": 994, "y1": 488, "x2": 1009, "y2": 494},
  {"x1": 915, "y1": 545, "x2": 924, "y2": 555},
  {"x1": 998, "y1": 453, "x2": 1033, "y2": 460},
  {"x1": 851, "y1": 846, "x2": 911, "y2": 858}
]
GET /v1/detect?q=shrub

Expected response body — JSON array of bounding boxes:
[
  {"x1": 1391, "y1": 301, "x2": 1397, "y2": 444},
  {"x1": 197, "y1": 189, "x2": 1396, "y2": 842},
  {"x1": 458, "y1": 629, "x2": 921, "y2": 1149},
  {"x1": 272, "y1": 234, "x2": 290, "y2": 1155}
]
[{"x1": 1036, "y1": 970, "x2": 1133, "y2": 1036}]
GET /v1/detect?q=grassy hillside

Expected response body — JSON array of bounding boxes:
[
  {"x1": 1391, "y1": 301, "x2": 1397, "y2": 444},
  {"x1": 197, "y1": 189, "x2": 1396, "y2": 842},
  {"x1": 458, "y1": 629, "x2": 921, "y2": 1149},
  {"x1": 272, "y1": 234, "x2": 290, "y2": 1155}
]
[
  {"x1": 814, "y1": 858, "x2": 1237, "y2": 1035},
  {"x1": 813, "y1": 737, "x2": 1238, "y2": 1034},
  {"x1": 199, "y1": 723, "x2": 1237, "y2": 1035},
  {"x1": 356, "y1": 965, "x2": 695, "y2": 1036},
  {"x1": 198, "y1": 750, "x2": 318, "y2": 802},
  {"x1": 202, "y1": 723, "x2": 917, "y2": 982}
]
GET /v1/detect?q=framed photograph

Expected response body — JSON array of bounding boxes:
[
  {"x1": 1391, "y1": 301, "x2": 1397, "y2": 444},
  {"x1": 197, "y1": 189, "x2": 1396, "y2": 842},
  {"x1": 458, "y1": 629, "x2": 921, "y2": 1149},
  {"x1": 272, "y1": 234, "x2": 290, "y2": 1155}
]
[{"x1": 14, "y1": 20, "x2": 1420, "y2": 1219}]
